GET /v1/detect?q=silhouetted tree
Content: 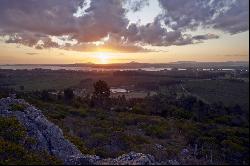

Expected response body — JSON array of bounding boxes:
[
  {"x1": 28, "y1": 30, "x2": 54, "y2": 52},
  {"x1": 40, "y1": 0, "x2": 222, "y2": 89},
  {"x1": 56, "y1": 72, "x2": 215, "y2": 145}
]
[
  {"x1": 41, "y1": 90, "x2": 50, "y2": 101},
  {"x1": 93, "y1": 80, "x2": 110, "y2": 98},
  {"x1": 92, "y1": 80, "x2": 110, "y2": 108},
  {"x1": 64, "y1": 88, "x2": 74, "y2": 101},
  {"x1": 230, "y1": 104, "x2": 243, "y2": 115},
  {"x1": 57, "y1": 92, "x2": 63, "y2": 100},
  {"x1": 19, "y1": 85, "x2": 24, "y2": 91}
]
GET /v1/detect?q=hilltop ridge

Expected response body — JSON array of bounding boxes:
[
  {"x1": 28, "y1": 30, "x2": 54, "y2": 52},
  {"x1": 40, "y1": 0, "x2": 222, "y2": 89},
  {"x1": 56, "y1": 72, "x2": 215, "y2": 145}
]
[{"x1": 0, "y1": 97, "x2": 169, "y2": 165}]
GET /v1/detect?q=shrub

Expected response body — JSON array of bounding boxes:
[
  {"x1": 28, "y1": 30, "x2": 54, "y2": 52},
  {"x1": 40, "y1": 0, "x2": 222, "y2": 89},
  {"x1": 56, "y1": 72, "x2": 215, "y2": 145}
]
[
  {"x1": 143, "y1": 123, "x2": 169, "y2": 139},
  {"x1": 0, "y1": 117, "x2": 26, "y2": 143},
  {"x1": 213, "y1": 115, "x2": 233, "y2": 125},
  {"x1": 173, "y1": 108, "x2": 193, "y2": 119},
  {"x1": 10, "y1": 103, "x2": 27, "y2": 112},
  {"x1": 0, "y1": 139, "x2": 62, "y2": 165},
  {"x1": 69, "y1": 108, "x2": 88, "y2": 118},
  {"x1": 91, "y1": 132, "x2": 110, "y2": 144},
  {"x1": 222, "y1": 140, "x2": 245, "y2": 153},
  {"x1": 122, "y1": 134, "x2": 150, "y2": 145},
  {"x1": 65, "y1": 134, "x2": 89, "y2": 154},
  {"x1": 64, "y1": 88, "x2": 74, "y2": 101}
]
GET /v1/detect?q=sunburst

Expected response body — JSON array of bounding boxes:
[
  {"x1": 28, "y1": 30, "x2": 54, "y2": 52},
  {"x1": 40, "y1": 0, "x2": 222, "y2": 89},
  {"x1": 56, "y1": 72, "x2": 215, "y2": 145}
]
[{"x1": 96, "y1": 52, "x2": 109, "y2": 64}]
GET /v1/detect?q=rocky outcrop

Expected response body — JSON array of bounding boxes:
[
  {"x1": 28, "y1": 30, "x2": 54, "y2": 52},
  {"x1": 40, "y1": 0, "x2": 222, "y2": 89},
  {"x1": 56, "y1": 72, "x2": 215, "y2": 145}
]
[
  {"x1": 96, "y1": 152, "x2": 158, "y2": 165},
  {"x1": 0, "y1": 97, "x2": 96, "y2": 165},
  {"x1": 0, "y1": 97, "x2": 165, "y2": 165}
]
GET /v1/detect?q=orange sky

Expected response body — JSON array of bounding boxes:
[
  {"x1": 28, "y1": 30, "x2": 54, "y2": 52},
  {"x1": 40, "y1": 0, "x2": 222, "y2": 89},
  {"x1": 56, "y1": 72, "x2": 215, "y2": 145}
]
[
  {"x1": 0, "y1": 31, "x2": 248, "y2": 64},
  {"x1": 0, "y1": 0, "x2": 249, "y2": 64}
]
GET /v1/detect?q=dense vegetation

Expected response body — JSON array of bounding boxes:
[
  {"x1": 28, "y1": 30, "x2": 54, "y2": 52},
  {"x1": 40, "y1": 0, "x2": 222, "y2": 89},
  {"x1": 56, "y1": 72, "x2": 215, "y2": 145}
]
[
  {"x1": 185, "y1": 79, "x2": 249, "y2": 110},
  {"x1": 0, "y1": 69, "x2": 249, "y2": 165},
  {"x1": 7, "y1": 85, "x2": 247, "y2": 164}
]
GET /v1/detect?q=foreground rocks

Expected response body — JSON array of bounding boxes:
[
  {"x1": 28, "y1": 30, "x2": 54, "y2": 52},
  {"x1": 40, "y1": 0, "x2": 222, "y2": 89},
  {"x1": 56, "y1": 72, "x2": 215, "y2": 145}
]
[
  {"x1": 0, "y1": 97, "x2": 168, "y2": 165},
  {"x1": 96, "y1": 152, "x2": 157, "y2": 165},
  {"x1": 0, "y1": 97, "x2": 94, "y2": 164}
]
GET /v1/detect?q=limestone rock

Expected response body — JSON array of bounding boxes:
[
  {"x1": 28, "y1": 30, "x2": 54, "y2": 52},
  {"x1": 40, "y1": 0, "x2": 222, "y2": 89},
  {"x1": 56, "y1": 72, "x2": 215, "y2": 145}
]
[
  {"x1": 0, "y1": 97, "x2": 169, "y2": 165},
  {"x1": 97, "y1": 152, "x2": 157, "y2": 165},
  {"x1": 0, "y1": 97, "x2": 93, "y2": 165}
]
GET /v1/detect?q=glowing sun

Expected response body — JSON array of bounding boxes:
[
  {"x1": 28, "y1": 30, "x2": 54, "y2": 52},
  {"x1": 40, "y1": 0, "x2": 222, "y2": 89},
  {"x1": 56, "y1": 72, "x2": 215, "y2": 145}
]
[{"x1": 96, "y1": 52, "x2": 109, "y2": 64}]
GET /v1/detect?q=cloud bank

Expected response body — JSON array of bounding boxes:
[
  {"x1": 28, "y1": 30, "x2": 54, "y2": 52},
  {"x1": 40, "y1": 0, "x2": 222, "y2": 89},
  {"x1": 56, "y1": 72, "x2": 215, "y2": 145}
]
[{"x1": 0, "y1": 0, "x2": 248, "y2": 53}]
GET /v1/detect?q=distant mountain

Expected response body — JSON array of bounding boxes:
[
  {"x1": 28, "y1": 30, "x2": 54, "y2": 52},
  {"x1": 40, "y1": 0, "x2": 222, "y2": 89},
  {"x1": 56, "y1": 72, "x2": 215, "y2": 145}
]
[
  {"x1": 128, "y1": 61, "x2": 140, "y2": 64},
  {"x1": 169, "y1": 61, "x2": 198, "y2": 64},
  {"x1": 167, "y1": 61, "x2": 249, "y2": 68},
  {"x1": 63, "y1": 61, "x2": 249, "y2": 68},
  {"x1": 2, "y1": 61, "x2": 248, "y2": 69}
]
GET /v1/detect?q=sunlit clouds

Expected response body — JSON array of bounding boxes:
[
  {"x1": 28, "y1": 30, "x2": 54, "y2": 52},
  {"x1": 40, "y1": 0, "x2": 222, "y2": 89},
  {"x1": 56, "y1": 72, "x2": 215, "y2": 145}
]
[{"x1": 0, "y1": 0, "x2": 249, "y2": 64}]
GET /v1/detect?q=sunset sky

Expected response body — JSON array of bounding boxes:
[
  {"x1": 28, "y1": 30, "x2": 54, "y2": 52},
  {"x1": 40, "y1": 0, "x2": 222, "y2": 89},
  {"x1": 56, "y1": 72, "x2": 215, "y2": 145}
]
[{"x1": 0, "y1": 0, "x2": 249, "y2": 64}]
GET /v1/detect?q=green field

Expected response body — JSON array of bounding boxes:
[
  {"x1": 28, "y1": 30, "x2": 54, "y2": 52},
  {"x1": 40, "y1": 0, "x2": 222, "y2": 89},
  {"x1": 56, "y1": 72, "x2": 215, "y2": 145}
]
[
  {"x1": 184, "y1": 79, "x2": 249, "y2": 110},
  {"x1": 0, "y1": 70, "x2": 181, "y2": 92},
  {"x1": 0, "y1": 71, "x2": 110, "y2": 91}
]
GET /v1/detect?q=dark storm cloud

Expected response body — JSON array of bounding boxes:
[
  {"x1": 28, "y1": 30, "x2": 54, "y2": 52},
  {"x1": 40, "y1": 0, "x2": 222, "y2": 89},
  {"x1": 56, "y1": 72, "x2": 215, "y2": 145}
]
[
  {"x1": 158, "y1": 0, "x2": 249, "y2": 34},
  {"x1": 74, "y1": 0, "x2": 129, "y2": 42},
  {"x1": 0, "y1": 0, "x2": 248, "y2": 52},
  {"x1": 4, "y1": 32, "x2": 60, "y2": 49},
  {"x1": 0, "y1": 0, "x2": 80, "y2": 35},
  {"x1": 212, "y1": 0, "x2": 249, "y2": 34},
  {"x1": 192, "y1": 34, "x2": 219, "y2": 41},
  {"x1": 125, "y1": 18, "x2": 219, "y2": 47},
  {"x1": 0, "y1": 0, "x2": 80, "y2": 49},
  {"x1": 0, "y1": 0, "x2": 133, "y2": 51}
]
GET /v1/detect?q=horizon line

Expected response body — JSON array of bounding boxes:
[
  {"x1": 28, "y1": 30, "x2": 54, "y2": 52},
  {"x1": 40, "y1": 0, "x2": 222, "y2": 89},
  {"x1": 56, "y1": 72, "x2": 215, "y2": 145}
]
[{"x1": 0, "y1": 60, "x2": 249, "y2": 66}]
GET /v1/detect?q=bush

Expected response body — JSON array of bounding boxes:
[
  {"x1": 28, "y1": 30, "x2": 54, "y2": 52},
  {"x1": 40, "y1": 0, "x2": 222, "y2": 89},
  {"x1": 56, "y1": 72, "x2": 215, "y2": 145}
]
[
  {"x1": 132, "y1": 105, "x2": 146, "y2": 114},
  {"x1": 173, "y1": 108, "x2": 193, "y2": 119},
  {"x1": 143, "y1": 123, "x2": 169, "y2": 139},
  {"x1": 122, "y1": 134, "x2": 150, "y2": 145},
  {"x1": 10, "y1": 103, "x2": 27, "y2": 112},
  {"x1": 0, "y1": 117, "x2": 26, "y2": 143},
  {"x1": 64, "y1": 88, "x2": 74, "y2": 101},
  {"x1": 0, "y1": 139, "x2": 62, "y2": 165},
  {"x1": 69, "y1": 108, "x2": 88, "y2": 118},
  {"x1": 65, "y1": 134, "x2": 89, "y2": 154}
]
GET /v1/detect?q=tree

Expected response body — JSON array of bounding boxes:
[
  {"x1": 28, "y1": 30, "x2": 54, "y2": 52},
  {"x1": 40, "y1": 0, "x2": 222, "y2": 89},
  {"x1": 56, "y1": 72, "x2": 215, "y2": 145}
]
[
  {"x1": 64, "y1": 88, "x2": 74, "y2": 101},
  {"x1": 41, "y1": 90, "x2": 50, "y2": 101},
  {"x1": 19, "y1": 86, "x2": 24, "y2": 91},
  {"x1": 93, "y1": 80, "x2": 110, "y2": 98},
  {"x1": 92, "y1": 80, "x2": 110, "y2": 107}
]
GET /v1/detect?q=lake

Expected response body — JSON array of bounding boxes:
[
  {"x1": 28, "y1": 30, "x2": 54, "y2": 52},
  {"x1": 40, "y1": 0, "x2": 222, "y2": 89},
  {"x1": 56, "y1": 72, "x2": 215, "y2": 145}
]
[
  {"x1": 110, "y1": 88, "x2": 128, "y2": 93},
  {"x1": 0, "y1": 65, "x2": 172, "y2": 72}
]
